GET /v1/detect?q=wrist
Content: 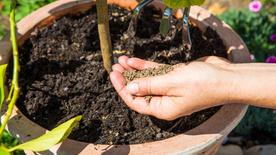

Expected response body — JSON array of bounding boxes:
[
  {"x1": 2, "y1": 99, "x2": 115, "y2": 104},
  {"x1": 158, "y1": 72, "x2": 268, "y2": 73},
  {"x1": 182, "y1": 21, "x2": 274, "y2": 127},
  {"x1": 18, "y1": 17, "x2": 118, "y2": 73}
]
[
  {"x1": 221, "y1": 64, "x2": 259, "y2": 105},
  {"x1": 213, "y1": 64, "x2": 242, "y2": 105},
  {"x1": 213, "y1": 63, "x2": 276, "y2": 108}
]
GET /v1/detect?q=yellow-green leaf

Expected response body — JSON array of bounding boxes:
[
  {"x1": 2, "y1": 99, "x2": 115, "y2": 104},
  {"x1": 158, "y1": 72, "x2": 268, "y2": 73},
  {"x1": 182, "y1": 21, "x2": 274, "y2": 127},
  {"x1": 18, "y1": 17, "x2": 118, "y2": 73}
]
[
  {"x1": 0, "y1": 64, "x2": 8, "y2": 111},
  {"x1": 0, "y1": 145, "x2": 11, "y2": 155},
  {"x1": 9, "y1": 116, "x2": 82, "y2": 152},
  {"x1": 163, "y1": 0, "x2": 205, "y2": 9}
]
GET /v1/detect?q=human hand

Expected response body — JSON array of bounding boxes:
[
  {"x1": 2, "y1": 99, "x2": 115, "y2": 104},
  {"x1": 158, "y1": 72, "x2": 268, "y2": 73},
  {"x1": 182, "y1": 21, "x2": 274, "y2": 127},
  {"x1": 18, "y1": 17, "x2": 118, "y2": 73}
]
[{"x1": 110, "y1": 56, "x2": 232, "y2": 120}]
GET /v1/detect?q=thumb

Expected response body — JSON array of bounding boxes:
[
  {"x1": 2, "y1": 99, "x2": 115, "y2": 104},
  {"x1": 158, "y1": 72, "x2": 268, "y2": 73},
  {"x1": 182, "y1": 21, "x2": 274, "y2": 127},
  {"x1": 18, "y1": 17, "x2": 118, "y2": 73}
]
[{"x1": 126, "y1": 75, "x2": 172, "y2": 96}]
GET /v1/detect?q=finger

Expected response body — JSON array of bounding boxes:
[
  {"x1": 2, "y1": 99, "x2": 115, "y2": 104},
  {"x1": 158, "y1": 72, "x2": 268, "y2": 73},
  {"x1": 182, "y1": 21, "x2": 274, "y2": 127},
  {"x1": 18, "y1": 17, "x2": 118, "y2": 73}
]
[
  {"x1": 129, "y1": 96, "x2": 154, "y2": 116},
  {"x1": 112, "y1": 64, "x2": 125, "y2": 73},
  {"x1": 133, "y1": 96, "x2": 183, "y2": 121},
  {"x1": 147, "y1": 96, "x2": 180, "y2": 120},
  {"x1": 197, "y1": 56, "x2": 230, "y2": 64},
  {"x1": 110, "y1": 71, "x2": 135, "y2": 104},
  {"x1": 126, "y1": 75, "x2": 172, "y2": 96},
  {"x1": 127, "y1": 57, "x2": 160, "y2": 70},
  {"x1": 110, "y1": 71, "x2": 180, "y2": 120},
  {"x1": 110, "y1": 71, "x2": 153, "y2": 115},
  {"x1": 122, "y1": 95, "x2": 175, "y2": 120},
  {"x1": 118, "y1": 56, "x2": 133, "y2": 71},
  {"x1": 110, "y1": 71, "x2": 126, "y2": 92}
]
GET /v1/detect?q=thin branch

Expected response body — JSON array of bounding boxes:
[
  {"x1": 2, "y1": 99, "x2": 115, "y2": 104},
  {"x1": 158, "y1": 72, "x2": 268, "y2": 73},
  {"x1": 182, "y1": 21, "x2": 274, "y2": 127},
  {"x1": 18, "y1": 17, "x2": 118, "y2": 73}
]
[{"x1": 0, "y1": 0, "x2": 20, "y2": 137}]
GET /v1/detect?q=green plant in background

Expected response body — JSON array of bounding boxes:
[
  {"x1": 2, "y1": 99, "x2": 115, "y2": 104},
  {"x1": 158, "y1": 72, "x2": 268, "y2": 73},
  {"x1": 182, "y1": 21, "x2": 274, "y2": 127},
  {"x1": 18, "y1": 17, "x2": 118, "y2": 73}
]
[
  {"x1": 0, "y1": 25, "x2": 5, "y2": 40},
  {"x1": 163, "y1": 0, "x2": 205, "y2": 9},
  {"x1": 219, "y1": 9, "x2": 276, "y2": 62},
  {"x1": 262, "y1": 0, "x2": 276, "y2": 17},
  {"x1": 0, "y1": 0, "x2": 54, "y2": 40},
  {"x1": 1, "y1": 131, "x2": 24, "y2": 155},
  {"x1": 232, "y1": 107, "x2": 276, "y2": 141},
  {"x1": 0, "y1": 0, "x2": 55, "y2": 21},
  {"x1": 220, "y1": 2, "x2": 276, "y2": 140},
  {"x1": 0, "y1": 1, "x2": 82, "y2": 154}
]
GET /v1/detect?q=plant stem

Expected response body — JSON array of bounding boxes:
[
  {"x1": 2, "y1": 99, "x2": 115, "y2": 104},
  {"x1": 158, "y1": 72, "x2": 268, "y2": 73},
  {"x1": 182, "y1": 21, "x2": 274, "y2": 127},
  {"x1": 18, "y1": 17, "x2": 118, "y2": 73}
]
[
  {"x1": 96, "y1": 0, "x2": 113, "y2": 73},
  {"x1": 7, "y1": 83, "x2": 14, "y2": 101},
  {"x1": 0, "y1": 0, "x2": 20, "y2": 137}
]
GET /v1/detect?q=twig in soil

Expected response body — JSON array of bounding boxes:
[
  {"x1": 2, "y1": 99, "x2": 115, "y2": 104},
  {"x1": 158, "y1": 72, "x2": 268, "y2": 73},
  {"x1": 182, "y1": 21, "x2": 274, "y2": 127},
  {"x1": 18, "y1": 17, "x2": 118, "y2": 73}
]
[
  {"x1": 167, "y1": 118, "x2": 184, "y2": 132},
  {"x1": 100, "y1": 86, "x2": 113, "y2": 93}
]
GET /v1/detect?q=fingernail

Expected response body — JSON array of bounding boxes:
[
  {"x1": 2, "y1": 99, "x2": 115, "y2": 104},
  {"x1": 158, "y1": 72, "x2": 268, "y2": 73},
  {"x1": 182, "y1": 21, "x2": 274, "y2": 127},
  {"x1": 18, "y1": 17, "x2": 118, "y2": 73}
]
[{"x1": 126, "y1": 82, "x2": 139, "y2": 94}]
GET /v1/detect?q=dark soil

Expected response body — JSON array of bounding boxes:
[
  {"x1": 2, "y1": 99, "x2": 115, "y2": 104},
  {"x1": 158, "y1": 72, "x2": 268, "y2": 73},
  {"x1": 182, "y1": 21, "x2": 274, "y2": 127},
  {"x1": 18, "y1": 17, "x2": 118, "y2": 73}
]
[{"x1": 17, "y1": 6, "x2": 227, "y2": 144}]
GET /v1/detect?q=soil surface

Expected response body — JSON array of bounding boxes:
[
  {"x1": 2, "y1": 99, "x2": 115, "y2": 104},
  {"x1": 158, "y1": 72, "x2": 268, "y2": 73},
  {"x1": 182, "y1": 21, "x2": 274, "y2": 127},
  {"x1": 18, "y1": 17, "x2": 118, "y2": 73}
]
[{"x1": 17, "y1": 6, "x2": 227, "y2": 144}]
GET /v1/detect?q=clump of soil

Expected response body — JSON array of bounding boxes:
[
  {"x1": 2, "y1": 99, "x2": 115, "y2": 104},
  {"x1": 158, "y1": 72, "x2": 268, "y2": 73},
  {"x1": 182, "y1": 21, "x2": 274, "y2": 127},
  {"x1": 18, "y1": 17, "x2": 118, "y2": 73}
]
[{"x1": 17, "y1": 6, "x2": 227, "y2": 144}]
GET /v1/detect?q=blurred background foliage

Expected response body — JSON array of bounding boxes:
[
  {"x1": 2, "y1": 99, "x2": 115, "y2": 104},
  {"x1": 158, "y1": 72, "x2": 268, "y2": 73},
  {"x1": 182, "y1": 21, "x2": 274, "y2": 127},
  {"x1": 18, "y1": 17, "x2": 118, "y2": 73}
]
[
  {"x1": 216, "y1": 0, "x2": 276, "y2": 144},
  {"x1": 231, "y1": 107, "x2": 276, "y2": 144},
  {"x1": 0, "y1": 24, "x2": 5, "y2": 40},
  {"x1": 0, "y1": 130, "x2": 24, "y2": 155},
  {"x1": 263, "y1": 0, "x2": 276, "y2": 16},
  {"x1": 0, "y1": 0, "x2": 55, "y2": 20},
  {"x1": 219, "y1": 9, "x2": 276, "y2": 62},
  {"x1": 0, "y1": 0, "x2": 276, "y2": 148},
  {"x1": 0, "y1": 0, "x2": 55, "y2": 40}
]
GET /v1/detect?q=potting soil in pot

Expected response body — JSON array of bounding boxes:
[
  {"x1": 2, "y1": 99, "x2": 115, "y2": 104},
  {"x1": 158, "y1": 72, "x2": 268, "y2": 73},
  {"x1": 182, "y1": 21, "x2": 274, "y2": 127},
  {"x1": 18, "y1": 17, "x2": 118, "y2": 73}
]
[{"x1": 17, "y1": 6, "x2": 227, "y2": 144}]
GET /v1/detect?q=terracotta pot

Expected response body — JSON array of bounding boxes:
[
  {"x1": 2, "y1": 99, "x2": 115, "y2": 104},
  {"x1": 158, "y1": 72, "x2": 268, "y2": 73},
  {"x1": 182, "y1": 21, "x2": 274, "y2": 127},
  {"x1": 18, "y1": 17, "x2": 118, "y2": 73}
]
[{"x1": 0, "y1": 0, "x2": 251, "y2": 154}]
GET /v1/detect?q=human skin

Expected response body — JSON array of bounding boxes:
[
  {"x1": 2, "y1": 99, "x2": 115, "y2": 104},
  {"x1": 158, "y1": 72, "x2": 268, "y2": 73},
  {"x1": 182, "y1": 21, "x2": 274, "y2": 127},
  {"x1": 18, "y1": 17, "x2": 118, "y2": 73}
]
[{"x1": 110, "y1": 56, "x2": 276, "y2": 121}]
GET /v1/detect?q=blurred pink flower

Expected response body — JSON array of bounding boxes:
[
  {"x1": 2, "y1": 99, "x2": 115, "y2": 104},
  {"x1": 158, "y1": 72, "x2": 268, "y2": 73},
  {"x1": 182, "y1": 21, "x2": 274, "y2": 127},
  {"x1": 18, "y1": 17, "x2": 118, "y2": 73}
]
[
  {"x1": 249, "y1": 0, "x2": 262, "y2": 12},
  {"x1": 266, "y1": 56, "x2": 276, "y2": 63}
]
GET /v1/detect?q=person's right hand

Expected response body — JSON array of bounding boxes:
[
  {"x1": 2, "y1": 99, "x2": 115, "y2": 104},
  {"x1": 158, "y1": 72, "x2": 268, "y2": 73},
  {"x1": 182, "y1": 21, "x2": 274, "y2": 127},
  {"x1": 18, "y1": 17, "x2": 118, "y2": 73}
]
[{"x1": 110, "y1": 56, "x2": 233, "y2": 121}]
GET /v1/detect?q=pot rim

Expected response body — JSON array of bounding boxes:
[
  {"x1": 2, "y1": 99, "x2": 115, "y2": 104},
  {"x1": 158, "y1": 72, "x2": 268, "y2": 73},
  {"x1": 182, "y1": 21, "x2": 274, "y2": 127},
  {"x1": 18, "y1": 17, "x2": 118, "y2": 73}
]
[{"x1": 0, "y1": 0, "x2": 251, "y2": 154}]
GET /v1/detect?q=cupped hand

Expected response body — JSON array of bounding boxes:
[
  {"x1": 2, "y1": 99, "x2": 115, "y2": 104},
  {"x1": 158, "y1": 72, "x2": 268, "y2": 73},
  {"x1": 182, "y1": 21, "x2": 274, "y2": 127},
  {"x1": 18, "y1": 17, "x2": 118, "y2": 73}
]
[{"x1": 110, "y1": 56, "x2": 232, "y2": 120}]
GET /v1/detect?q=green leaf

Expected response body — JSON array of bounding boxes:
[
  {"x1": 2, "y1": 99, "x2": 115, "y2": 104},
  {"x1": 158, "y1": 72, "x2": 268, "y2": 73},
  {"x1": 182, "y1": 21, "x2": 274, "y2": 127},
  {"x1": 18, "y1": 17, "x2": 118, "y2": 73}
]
[
  {"x1": 0, "y1": 145, "x2": 11, "y2": 155},
  {"x1": 163, "y1": 0, "x2": 205, "y2": 9},
  {"x1": 9, "y1": 116, "x2": 82, "y2": 152},
  {"x1": 0, "y1": 64, "x2": 8, "y2": 111}
]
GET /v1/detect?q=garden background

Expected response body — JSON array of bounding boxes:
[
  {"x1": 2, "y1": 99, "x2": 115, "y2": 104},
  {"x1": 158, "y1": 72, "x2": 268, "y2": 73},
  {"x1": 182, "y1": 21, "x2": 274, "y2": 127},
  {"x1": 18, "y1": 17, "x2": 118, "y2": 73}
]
[{"x1": 0, "y1": 0, "x2": 276, "y2": 154}]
